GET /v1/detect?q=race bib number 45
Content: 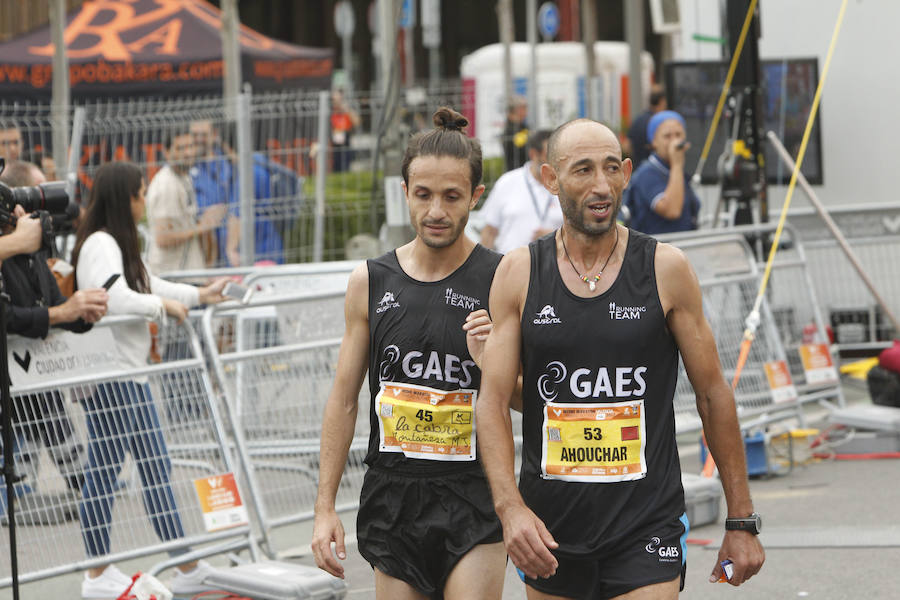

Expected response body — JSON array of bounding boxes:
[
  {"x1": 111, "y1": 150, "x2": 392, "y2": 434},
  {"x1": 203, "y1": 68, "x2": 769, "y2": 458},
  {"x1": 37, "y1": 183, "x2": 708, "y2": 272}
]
[
  {"x1": 376, "y1": 381, "x2": 476, "y2": 461},
  {"x1": 541, "y1": 399, "x2": 647, "y2": 483}
]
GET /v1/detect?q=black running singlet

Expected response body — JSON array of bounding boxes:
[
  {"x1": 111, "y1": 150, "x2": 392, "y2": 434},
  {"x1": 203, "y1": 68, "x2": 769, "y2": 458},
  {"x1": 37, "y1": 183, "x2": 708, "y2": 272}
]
[
  {"x1": 366, "y1": 245, "x2": 503, "y2": 475},
  {"x1": 519, "y1": 230, "x2": 685, "y2": 557}
]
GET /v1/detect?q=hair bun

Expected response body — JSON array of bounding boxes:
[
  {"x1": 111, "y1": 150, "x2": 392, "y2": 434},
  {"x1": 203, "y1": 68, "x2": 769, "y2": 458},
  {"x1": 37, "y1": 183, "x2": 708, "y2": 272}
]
[{"x1": 432, "y1": 107, "x2": 468, "y2": 133}]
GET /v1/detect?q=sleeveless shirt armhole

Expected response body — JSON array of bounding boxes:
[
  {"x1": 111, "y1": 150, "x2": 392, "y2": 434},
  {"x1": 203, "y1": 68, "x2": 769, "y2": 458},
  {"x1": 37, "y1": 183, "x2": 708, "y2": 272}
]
[
  {"x1": 520, "y1": 238, "x2": 543, "y2": 330},
  {"x1": 646, "y1": 236, "x2": 671, "y2": 337}
]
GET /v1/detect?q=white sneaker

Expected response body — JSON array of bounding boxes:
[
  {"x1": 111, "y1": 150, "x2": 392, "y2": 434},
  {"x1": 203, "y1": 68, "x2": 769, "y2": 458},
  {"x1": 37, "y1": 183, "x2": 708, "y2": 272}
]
[
  {"x1": 168, "y1": 560, "x2": 220, "y2": 596},
  {"x1": 82, "y1": 564, "x2": 134, "y2": 599}
]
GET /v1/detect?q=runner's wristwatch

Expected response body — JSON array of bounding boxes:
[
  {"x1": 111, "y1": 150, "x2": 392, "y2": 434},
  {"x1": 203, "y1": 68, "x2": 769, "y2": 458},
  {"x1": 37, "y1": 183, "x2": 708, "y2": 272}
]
[{"x1": 725, "y1": 512, "x2": 762, "y2": 535}]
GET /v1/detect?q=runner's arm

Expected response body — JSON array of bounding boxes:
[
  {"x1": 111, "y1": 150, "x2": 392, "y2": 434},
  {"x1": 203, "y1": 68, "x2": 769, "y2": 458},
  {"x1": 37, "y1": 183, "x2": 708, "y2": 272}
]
[
  {"x1": 312, "y1": 262, "x2": 370, "y2": 578},
  {"x1": 477, "y1": 249, "x2": 558, "y2": 579},
  {"x1": 658, "y1": 244, "x2": 764, "y2": 585}
]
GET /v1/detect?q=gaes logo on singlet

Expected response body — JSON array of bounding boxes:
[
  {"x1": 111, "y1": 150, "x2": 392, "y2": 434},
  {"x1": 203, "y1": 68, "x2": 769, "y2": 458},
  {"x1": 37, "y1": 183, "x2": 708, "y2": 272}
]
[
  {"x1": 379, "y1": 344, "x2": 475, "y2": 387},
  {"x1": 376, "y1": 290, "x2": 400, "y2": 313},
  {"x1": 537, "y1": 360, "x2": 648, "y2": 402},
  {"x1": 533, "y1": 304, "x2": 562, "y2": 325}
]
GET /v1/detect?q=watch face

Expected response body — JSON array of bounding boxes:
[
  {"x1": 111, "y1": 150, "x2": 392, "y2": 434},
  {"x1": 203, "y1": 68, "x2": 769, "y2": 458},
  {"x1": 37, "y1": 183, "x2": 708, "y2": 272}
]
[{"x1": 753, "y1": 513, "x2": 762, "y2": 533}]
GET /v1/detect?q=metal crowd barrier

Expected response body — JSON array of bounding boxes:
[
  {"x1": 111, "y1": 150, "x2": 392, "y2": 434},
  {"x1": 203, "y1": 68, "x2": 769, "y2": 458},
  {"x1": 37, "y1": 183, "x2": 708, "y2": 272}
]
[
  {"x1": 774, "y1": 202, "x2": 900, "y2": 351},
  {"x1": 660, "y1": 224, "x2": 844, "y2": 434},
  {"x1": 0, "y1": 316, "x2": 254, "y2": 588},
  {"x1": 201, "y1": 290, "x2": 368, "y2": 558}
]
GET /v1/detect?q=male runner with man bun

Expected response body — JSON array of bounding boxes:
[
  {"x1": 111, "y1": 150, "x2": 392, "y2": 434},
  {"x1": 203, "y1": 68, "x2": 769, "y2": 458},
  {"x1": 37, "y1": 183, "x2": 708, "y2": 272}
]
[{"x1": 313, "y1": 107, "x2": 507, "y2": 599}]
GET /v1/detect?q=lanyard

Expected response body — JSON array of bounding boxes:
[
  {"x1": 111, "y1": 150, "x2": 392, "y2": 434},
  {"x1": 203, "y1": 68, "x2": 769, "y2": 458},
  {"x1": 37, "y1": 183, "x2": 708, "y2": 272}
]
[{"x1": 523, "y1": 167, "x2": 553, "y2": 223}]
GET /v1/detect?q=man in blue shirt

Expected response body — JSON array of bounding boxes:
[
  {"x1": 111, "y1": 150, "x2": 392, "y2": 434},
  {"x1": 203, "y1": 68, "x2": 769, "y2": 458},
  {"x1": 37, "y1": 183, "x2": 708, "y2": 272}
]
[
  {"x1": 625, "y1": 110, "x2": 700, "y2": 236},
  {"x1": 190, "y1": 120, "x2": 239, "y2": 266},
  {"x1": 191, "y1": 121, "x2": 298, "y2": 265}
]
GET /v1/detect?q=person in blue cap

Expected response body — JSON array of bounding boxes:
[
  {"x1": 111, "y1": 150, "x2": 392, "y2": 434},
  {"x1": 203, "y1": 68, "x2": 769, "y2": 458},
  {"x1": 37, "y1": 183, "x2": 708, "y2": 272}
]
[{"x1": 624, "y1": 110, "x2": 701, "y2": 235}]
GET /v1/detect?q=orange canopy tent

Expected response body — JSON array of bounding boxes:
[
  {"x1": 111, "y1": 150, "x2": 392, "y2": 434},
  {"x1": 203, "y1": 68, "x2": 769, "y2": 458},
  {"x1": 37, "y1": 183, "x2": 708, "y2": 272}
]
[{"x1": 0, "y1": 0, "x2": 332, "y2": 100}]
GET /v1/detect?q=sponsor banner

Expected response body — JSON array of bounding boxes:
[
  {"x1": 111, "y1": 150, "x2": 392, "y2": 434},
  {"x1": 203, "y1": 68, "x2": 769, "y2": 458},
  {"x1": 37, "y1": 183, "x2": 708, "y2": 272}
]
[
  {"x1": 764, "y1": 360, "x2": 799, "y2": 404},
  {"x1": 799, "y1": 344, "x2": 839, "y2": 385},
  {"x1": 376, "y1": 381, "x2": 476, "y2": 461},
  {"x1": 8, "y1": 328, "x2": 122, "y2": 387},
  {"x1": 193, "y1": 473, "x2": 249, "y2": 533},
  {"x1": 541, "y1": 399, "x2": 647, "y2": 483}
]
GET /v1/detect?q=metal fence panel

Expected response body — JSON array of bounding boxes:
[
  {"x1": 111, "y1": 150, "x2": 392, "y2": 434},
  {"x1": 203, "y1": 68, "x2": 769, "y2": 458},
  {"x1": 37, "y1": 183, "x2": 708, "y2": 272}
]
[
  {"x1": 201, "y1": 294, "x2": 369, "y2": 557},
  {"x1": 0, "y1": 316, "x2": 251, "y2": 587}
]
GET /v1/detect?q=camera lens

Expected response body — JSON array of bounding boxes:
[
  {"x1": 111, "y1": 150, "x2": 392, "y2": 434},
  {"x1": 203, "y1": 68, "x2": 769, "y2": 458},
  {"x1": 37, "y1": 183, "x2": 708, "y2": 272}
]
[{"x1": 11, "y1": 181, "x2": 69, "y2": 214}]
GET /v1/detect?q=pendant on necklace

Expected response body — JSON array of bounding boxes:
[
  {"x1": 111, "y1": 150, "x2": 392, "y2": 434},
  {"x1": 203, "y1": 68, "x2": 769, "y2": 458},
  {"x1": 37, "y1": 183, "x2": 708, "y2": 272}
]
[{"x1": 581, "y1": 273, "x2": 601, "y2": 291}]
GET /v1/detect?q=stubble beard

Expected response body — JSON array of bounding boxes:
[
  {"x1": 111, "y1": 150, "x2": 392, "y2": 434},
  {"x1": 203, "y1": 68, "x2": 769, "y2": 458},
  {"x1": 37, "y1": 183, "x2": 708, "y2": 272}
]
[
  {"x1": 418, "y1": 213, "x2": 469, "y2": 249},
  {"x1": 559, "y1": 189, "x2": 620, "y2": 237}
]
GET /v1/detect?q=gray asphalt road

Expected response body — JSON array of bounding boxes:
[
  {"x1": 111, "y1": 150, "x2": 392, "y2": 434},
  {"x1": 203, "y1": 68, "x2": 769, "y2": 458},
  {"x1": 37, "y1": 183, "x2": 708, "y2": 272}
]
[{"x1": 3, "y1": 388, "x2": 899, "y2": 599}]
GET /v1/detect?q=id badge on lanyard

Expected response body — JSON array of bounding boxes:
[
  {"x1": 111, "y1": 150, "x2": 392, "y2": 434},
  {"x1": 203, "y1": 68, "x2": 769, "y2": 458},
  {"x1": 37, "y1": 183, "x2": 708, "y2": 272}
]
[
  {"x1": 376, "y1": 381, "x2": 477, "y2": 461},
  {"x1": 541, "y1": 399, "x2": 647, "y2": 483}
]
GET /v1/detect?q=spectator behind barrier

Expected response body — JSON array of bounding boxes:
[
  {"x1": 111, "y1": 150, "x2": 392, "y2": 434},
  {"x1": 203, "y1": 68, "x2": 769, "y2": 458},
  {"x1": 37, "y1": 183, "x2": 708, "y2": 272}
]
[
  {"x1": 502, "y1": 95, "x2": 529, "y2": 171},
  {"x1": 190, "y1": 120, "x2": 240, "y2": 267},
  {"x1": 330, "y1": 88, "x2": 361, "y2": 173},
  {"x1": 0, "y1": 122, "x2": 23, "y2": 162},
  {"x1": 624, "y1": 110, "x2": 701, "y2": 235},
  {"x1": 70, "y1": 161, "x2": 228, "y2": 599},
  {"x1": 146, "y1": 127, "x2": 224, "y2": 275},
  {"x1": 625, "y1": 84, "x2": 667, "y2": 170},
  {"x1": 480, "y1": 129, "x2": 563, "y2": 254},
  {"x1": 0, "y1": 160, "x2": 107, "y2": 524}
]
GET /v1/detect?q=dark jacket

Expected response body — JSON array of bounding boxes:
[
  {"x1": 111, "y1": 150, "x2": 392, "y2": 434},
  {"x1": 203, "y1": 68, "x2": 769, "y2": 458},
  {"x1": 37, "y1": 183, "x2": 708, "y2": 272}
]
[{"x1": 2, "y1": 253, "x2": 91, "y2": 339}]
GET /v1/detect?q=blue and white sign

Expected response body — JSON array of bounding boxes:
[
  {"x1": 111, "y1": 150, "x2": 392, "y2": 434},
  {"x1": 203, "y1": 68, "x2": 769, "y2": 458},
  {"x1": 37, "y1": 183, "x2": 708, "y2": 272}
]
[
  {"x1": 400, "y1": 0, "x2": 416, "y2": 29},
  {"x1": 538, "y1": 2, "x2": 560, "y2": 41}
]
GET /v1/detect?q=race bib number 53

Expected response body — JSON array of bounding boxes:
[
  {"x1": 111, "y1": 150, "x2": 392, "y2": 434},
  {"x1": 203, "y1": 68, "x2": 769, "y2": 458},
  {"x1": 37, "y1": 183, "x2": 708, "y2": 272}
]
[
  {"x1": 541, "y1": 399, "x2": 647, "y2": 483},
  {"x1": 376, "y1": 381, "x2": 476, "y2": 461}
]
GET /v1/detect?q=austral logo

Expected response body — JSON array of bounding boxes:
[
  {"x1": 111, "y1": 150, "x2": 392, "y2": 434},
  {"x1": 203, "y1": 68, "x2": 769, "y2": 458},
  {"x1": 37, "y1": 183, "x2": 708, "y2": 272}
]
[
  {"x1": 609, "y1": 301, "x2": 646, "y2": 320},
  {"x1": 376, "y1": 291, "x2": 400, "y2": 314},
  {"x1": 445, "y1": 287, "x2": 481, "y2": 311},
  {"x1": 533, "y1": 304, "x2": 562, "y2": 325}
]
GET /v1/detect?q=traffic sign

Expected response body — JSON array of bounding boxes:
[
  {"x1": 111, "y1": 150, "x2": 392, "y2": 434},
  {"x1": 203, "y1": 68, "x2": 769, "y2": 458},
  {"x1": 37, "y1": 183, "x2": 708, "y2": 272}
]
[
  {"x1": 538, "y1": 2, "x2": 560, "y2": 41},
  {"x1": 334, "y1": 1, "x2": 355, "y2": 39}
]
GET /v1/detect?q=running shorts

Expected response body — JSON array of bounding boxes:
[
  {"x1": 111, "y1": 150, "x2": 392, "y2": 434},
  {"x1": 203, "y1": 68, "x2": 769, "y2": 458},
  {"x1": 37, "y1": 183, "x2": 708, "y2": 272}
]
[
  {"x1": 523, "y1": 513, "x2": 689, "y2": 600},
  {"x1": 357, "y1": 466, "x2": 503, "y2": 597}
]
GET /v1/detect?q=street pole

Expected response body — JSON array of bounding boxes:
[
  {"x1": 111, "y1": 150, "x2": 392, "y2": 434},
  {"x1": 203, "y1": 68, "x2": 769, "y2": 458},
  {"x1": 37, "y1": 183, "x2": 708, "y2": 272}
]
[
  {"x1": 422, "y1": 0, "x2": 442, "y2": 94},
  {"x1": 49, "y1": 0, "x2": 69, "y2": 182},
  {"x1": 527, "y1": 0, "x2": 538, "y2": 129},
  {"x1": 377, "y1": 0, "x2": 412, "y2": 247},
  {"x1": 581, "y1": 0, "x2": 597, "y2": 120},
  {"x1": 497, "y1": 0, "x2": 514, "y2": 113},
  {"x1": 221, "y1": 0, "x2": 242, "y2": 119},
  {"x1": 403, "y1": 0, "x2": 415, "y2": 86},
  {"x1": 624, "y1": 0, "x2": 644, "y2": 128}
]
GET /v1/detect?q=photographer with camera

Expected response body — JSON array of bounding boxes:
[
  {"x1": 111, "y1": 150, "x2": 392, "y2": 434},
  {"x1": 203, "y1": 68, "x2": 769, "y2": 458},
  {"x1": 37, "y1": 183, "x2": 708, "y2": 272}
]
[{"x1": 0, "y1": 160, "x2": 108, "y2": 525}]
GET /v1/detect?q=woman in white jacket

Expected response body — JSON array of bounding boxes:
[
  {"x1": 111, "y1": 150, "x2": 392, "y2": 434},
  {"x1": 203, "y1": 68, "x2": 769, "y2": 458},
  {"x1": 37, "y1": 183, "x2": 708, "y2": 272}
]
[{"x1": 71, "y1": 161, "x2": 226, "y2": 599}]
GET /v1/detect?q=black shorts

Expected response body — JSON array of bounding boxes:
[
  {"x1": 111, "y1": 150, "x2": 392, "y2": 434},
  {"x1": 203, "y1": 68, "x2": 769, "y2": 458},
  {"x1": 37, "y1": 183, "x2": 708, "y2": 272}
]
[
  {"x1": 357, "y1": 465, "x2": 503, "y2": 597},
  {"x1": 523, "y1": 514, "x2": 689, "y2": 600}
]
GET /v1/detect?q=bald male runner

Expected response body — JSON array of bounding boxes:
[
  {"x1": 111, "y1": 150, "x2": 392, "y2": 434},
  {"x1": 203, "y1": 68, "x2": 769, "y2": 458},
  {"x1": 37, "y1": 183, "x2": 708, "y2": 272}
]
[{"x1": 477, "y1": 118, "x2": 764, "y2": 599}]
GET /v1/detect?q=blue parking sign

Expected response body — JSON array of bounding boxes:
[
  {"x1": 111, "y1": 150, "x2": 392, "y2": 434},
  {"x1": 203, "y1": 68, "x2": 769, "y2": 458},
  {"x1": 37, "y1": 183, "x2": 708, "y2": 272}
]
[{"x1": 538, "y1": 2, "x2": 560, "y2": 40}]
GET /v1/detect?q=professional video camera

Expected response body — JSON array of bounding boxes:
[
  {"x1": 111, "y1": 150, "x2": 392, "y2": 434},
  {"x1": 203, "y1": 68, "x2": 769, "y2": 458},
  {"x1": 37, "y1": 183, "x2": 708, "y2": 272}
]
[{"x1": 0, "y1": 157, "x2": 79, "y2": 255}]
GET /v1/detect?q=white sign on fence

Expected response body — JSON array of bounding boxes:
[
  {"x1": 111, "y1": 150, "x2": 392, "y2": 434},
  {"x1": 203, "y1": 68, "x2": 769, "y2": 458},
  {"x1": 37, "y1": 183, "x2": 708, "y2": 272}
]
[{"x1": 8, "y1": 328, "x2": 123, "y2": 387}]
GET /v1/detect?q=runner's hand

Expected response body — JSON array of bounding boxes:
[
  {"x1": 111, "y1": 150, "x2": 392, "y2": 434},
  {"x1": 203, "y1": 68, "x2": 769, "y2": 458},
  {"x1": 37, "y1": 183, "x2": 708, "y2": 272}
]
[
  {"x1": 499, "y1": 501, "x2": 558, "y2": 580},
  {"x1": 463, "y1": 309, "x2": 492, "y2": 368},
  {"x1": 710, "y1": 530, "x2": 764, "y2": 586},
  {"x1": 311, "y1": 509, "x2": 347, "y2": 578}
]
